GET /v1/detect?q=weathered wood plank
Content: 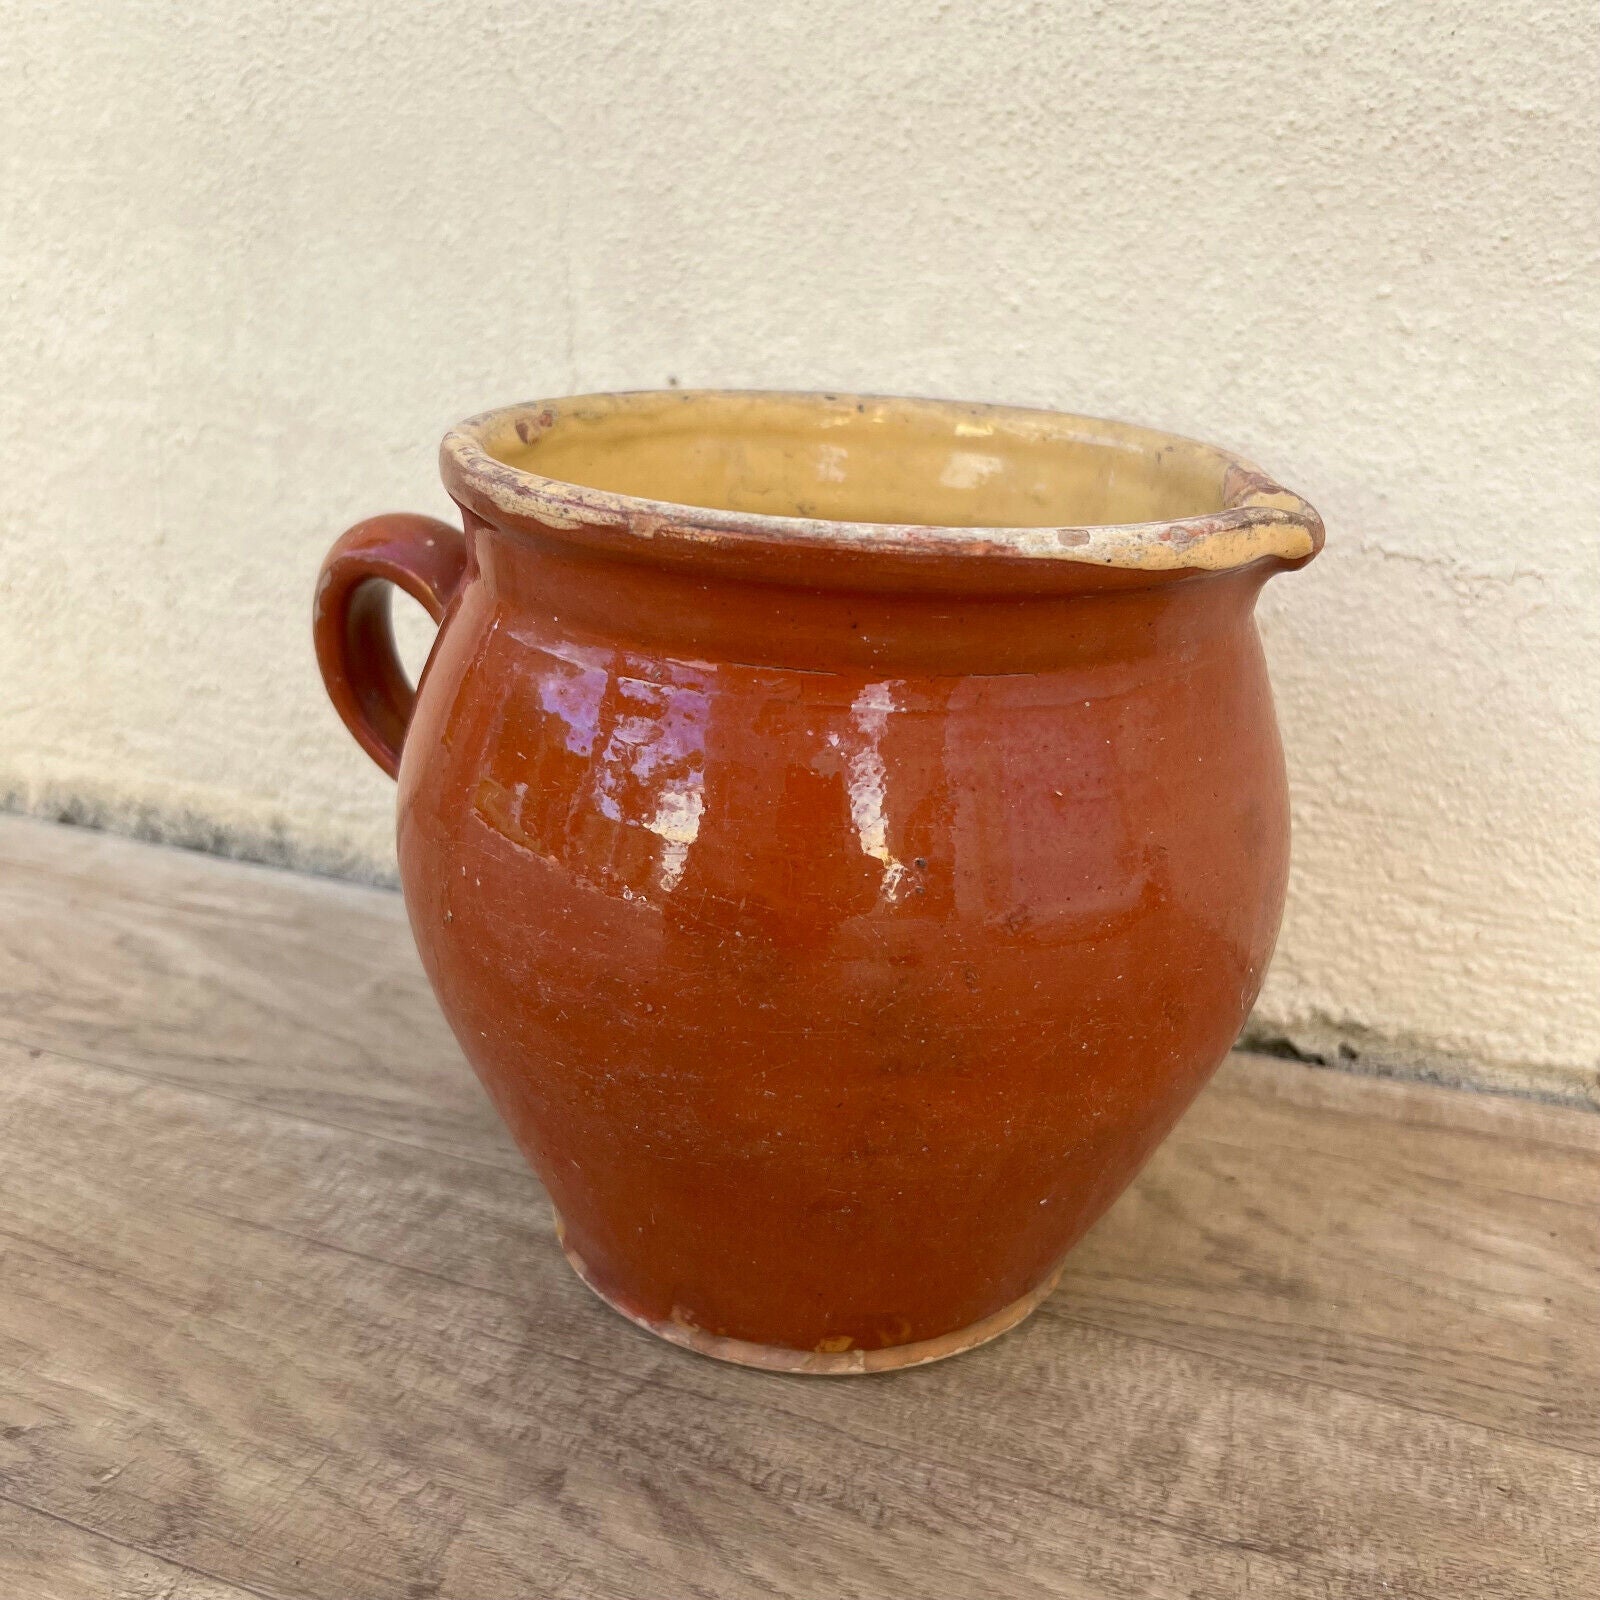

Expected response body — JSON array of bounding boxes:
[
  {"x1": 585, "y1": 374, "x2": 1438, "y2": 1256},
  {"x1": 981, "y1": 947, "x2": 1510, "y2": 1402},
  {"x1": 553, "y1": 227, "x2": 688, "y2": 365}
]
[
  {"x1": 1178, "y1": 1052, "x2": 1600, "y2": 1208},
  {"x1": 0, "y1": 816, "x2": 513, "y2": 1166},
  {"x1": 0, "y1": 816, "x2": 1596, "y2": 1598},
  {"x1": 0, "y1": 1497, "x2": 263, "y2": 1600},
  {"x1": 2, "y1": 1039, "x2": 1595, "y2": 1599},
  {"x1": 1062, "y1": 1096, "x2": 1600, "y2": 1455}
]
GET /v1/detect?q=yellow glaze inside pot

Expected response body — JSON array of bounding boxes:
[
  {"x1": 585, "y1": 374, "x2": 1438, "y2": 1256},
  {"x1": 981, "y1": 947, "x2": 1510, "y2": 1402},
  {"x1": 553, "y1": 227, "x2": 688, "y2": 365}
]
[
  {"x1": 443, "y1": 390, "x2": 1323, "y2": 574},
  {"x1": 497, "y1": 391, "x2": 1227, "y2": 528}
]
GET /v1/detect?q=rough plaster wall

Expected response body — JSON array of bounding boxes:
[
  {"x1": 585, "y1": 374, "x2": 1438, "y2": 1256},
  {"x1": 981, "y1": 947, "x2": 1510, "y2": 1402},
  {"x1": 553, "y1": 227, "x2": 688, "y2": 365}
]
[{"x1": 2, "y1": 2, "x2": 1596, "y2": 1098}]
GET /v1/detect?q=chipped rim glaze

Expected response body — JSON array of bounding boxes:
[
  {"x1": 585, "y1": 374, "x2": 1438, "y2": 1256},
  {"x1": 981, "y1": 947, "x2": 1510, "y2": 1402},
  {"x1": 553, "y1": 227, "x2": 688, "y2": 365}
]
[
  {"x1": 440, "y1": 389, "x2": 1323, "y2": 583},
  {"x1": 556, "y1": 1213, "x2": 1066, "y2": 1375}
]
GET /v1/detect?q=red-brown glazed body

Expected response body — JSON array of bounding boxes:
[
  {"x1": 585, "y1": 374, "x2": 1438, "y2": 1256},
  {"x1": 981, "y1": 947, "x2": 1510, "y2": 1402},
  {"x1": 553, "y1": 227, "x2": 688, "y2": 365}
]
[{"x1": 315, "y1": 392, "x2": 1321, "y2": 1372}]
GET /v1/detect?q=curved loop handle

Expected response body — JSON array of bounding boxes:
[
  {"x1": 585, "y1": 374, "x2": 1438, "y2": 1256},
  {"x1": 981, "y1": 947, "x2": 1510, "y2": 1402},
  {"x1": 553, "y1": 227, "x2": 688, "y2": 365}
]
[{"x1": 313, "y1": 513, "x2": 468, "y2": 779}]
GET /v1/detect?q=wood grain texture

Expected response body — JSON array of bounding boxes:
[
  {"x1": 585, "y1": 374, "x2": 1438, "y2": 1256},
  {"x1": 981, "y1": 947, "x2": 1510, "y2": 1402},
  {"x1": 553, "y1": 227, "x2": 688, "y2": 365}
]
[
  {"x1": 0, "y1": 1499, "x2": 260, "y2": 1600},
  {"x1": 0, "y1": 815, "x2": 1595, "y2": 1599}
]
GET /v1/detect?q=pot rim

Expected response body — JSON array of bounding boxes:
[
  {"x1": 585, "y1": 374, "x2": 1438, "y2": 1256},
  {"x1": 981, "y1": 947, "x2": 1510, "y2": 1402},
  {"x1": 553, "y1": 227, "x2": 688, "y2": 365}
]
[{"x1": 439, "y1": 389, "x2": 1323, "y2": 578}]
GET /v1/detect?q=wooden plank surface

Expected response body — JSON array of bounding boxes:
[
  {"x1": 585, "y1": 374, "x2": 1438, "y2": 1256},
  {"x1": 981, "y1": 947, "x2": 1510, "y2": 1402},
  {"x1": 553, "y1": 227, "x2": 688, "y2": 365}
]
[{"x1": 0, "y1": 814, "x2": 1594, "y2": 1600}]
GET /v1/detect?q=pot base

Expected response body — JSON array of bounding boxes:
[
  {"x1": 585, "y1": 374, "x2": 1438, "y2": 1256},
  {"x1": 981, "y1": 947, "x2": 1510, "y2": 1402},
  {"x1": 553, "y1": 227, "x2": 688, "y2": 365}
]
[{"x1": 555, "y1": 1215, "x2": 1063, "y2": 1375}]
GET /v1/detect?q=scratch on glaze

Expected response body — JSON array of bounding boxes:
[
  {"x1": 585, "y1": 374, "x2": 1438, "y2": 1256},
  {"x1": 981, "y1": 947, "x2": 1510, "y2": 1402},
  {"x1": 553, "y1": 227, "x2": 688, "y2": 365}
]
[
  {"x1": 645, "y1": 779, "x2": 705, "y2": 893},
  {"x1": 847, "y1": 681, "x2": 908, "y2": 903}
]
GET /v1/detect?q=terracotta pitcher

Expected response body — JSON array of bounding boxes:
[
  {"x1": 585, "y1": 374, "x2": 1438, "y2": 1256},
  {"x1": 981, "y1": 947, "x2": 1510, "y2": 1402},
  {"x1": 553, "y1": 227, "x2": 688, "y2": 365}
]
[{"x1": 314, "y1": 391, "x2": 1322, "y2": 1373}]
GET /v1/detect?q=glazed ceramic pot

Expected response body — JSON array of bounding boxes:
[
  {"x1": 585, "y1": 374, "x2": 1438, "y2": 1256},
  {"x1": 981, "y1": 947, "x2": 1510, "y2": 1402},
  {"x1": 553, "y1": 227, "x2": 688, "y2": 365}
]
[{"x1": 314, "y1": 391, "x2": 1322, "y2": 1373}]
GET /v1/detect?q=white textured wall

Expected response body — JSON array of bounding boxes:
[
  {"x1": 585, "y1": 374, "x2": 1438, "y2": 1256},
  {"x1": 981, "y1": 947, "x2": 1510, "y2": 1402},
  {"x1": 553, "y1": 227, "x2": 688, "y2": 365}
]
[{"x1": 3, "y1": 2, "x2": 1596, "y2": 1098}]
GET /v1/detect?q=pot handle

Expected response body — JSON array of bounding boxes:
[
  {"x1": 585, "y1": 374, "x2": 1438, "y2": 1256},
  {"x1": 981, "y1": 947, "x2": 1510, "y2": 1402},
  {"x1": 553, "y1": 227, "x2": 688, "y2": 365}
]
[{"x1": 313, "y1": 513, "x2": 468, "y2": 779}]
